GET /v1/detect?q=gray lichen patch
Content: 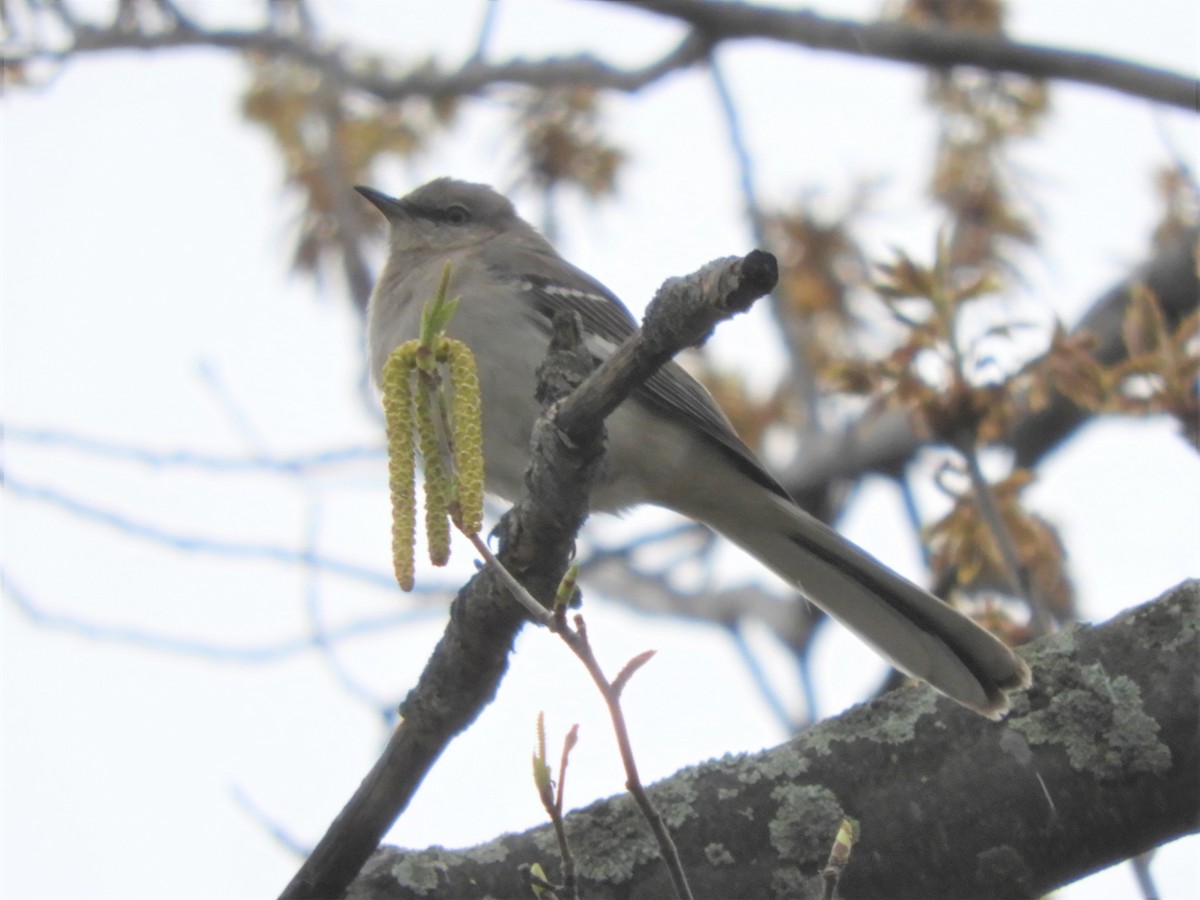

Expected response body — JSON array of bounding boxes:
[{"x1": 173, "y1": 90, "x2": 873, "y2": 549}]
[
  {"x1": 1131, "y1": 579, "x2": 1199, "y2": 652},
  {"x1": 387, "y1": 849, "x2": 451, "y2": 896},
  {"x1": 704, "y1": 842, "x2": 735, "y2": 866},
  {"x1": 750, "y1": 743, "x2": 811, "y2": 782},
  {"x1": 555, "y1": 794, "x2": 660, "y2": 884},
  {"x1": 769, "y1": 864, "x2": 811, "y2": 899},
  {"x1": 647, "y1": 766, "x2": 701, "y2": 829},
  {"x1": 462, "y1": 838, "x2": 511, "y2": 866},
  {"x1": 768, "y1": 783, "x2": 844, "y2": 862},
  {"x1": 804, "y1": 689, "x2": 940, "y2": 756},
  {"x1": 1010, "y1": 662, "x2": 1171, "y2": 779}
]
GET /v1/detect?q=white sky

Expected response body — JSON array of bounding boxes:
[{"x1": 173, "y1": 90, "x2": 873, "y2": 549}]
[{"x1": 2, "y1": 1, "x2": 1198, "y2": 898}]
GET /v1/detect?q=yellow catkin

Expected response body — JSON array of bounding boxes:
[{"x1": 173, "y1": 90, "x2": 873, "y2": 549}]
[
  {"x1": 445, "y1": 339, "x2": 484, "y2": 535},
  {"x1": 381, "y1": 346, "x2": 418, "y2": 591},
  {"x1": 415, "y1": 368, "x2": 451, "y2": 566}
]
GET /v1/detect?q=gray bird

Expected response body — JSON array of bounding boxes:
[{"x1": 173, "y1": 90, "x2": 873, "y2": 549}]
[{"x1": 357, "y1": 177, "x2": 1031, "y2": 718}]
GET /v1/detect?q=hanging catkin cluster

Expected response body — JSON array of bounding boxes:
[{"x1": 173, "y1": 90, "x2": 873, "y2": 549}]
[{"x1": 381, "y1": 333, "x2": 484, "y2": 591}]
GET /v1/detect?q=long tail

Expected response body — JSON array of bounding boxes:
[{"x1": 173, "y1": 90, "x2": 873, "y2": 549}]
[{"x1": 704, "y1": 488, "x2": 1031, "y2": 718}]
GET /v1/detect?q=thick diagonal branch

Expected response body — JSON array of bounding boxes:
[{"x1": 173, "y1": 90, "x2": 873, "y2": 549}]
[{"x1": 278, "y1": 251, "x2": 777, "y2": 899}]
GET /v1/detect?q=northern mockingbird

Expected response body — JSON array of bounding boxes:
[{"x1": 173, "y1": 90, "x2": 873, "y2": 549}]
[{"x1": 357, "y1": 177, "x2": 1031, "y2": 718}]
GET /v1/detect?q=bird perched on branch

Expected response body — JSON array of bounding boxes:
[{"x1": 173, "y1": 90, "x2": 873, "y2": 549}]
[{"x1": 357, "y1": 177, "x2": 1031, "y2": 718}]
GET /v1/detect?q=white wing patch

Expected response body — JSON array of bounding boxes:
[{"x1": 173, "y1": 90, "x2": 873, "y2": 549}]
[{"x1": 519, "y1": 280, "x2": 609, "y2": 305}]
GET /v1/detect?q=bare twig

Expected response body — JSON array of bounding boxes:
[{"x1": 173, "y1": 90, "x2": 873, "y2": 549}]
[
  {"x1": 619, "y1": 0, "x2": 1199, "y2": 110},
  {"x1": 466, "y1": 531, "x2": 553, "y2": 626},
  {"x1": 230, "y1": 784, "x2": 311, "y2": 861},
  {"x1": 1131, "y1": 850, "x2": 1161, "y2": 900},
  {"x1": 468, "y1": 0, "x2": 502, "y2": 63},
  {"x1": 550, "y1": 610, "x2": 693, "y2": 900},
  {"x1": 707, "y1": 56, "x2": 823, "y2": 428},
  {"x1": 4, "y1": 475, "x2": 397, "y2": 588},
  {"x1": 532, "y1": 714, "x2": 580, "y2": 900},
  {"x1": 10, "y1": 2, "x2": 1194, "y2": 110},
  {"x1": 956, "y1": 447, "x2": 1054, "y2": 636}
]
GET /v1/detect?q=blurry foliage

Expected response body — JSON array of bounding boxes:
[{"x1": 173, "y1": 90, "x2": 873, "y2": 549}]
[
  {"x1": 763, "y1": 0, "x2": 1079, "y2": 623},
  {"x1": 1151, "y1": 162, "x2": 1200, "y2": 249},
  {"x1": 825, "y1": 238, "x2": 1071, "y2": 619},
  {"x1": 926, "y1": 70, "x2": 1046, "y2": 271},
  {"x1": 517, "y1": 86, "x2": 625, "y2": 197},
  {"x1": 767, "y1": 187, "x2": 872, "y2": 354},
  {"x1": 761, "y1": 0, "x2": 1048, "y2": 435},
  {"x1": 701, "y1": 0, "x2": 1191, "y2": 633},
  {"x1": 240, "y1": 54, "x2": 458, "y2": 278},
  {"x1": 1044, "y1": 286, "x2": 1200, "y2": 450},
  {"x1": 238, "y1": 56, "x2": 625, "y2": 279},
  {"x1": 897, "y1": 0, "x2": 1047, "y2": 275},
  {"x1": 689, "y1": 361, "x2": 792, "y2": 456},
  {"x1": 892, "y1": 0, "x2": 1005, "y2": 31},
  {"x1": 822, "y1": 231, "x2": 1197, "y2": 615},
  {"x1": 827, "y1": 240, "x2": 1019, "y2": 445},
  {"x1": 5, "y1": 0, "x2": 1192, "y2": 658},
  {"x1": 926, "y1": 469, "x2": 1073, "y2": 630}
]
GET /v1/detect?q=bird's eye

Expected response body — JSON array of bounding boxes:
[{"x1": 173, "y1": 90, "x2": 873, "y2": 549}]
[{"x1": 445, "y1": 204, "x2": 470, "y2": 225}]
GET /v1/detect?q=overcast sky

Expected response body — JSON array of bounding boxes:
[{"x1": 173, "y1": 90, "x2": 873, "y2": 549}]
[{"x1": 2, "y1": 1, "x2": 1198, "y2": 898}]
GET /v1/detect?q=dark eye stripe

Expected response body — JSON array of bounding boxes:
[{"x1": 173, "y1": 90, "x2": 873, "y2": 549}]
[{"x1": 408, "y1": 203, "x2": 470, "y2": 225}]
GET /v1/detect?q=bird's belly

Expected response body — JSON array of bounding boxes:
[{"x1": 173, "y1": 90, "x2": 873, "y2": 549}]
[{"x1": 474, "y1": 354, "x2": 541, "y2": 502}]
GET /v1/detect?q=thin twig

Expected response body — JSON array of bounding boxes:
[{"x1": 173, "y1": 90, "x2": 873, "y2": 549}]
[
  {"x1": 532, "y1": 715, "x2": 580, "y2": 900},
  {"x1": 469, "y1": 0, "x2": 501, "y2": 63},
  {"x1": 1131, "y1": 850, "x2": 1160, "y2": 900},
  {"x1": 958, "y1": 444, "x2": 1053, "y2": 636},
  {"x1": 466, "y1": 531, "x2": 553, "y2": 626},
  {"x1": 620, "y1": 0, "x2": 1198, "y2": 110},
  {"x1": 230, "y1": 784, "x2": 311, "y2": 860},
  {"x1": 552, "y1": 725, "x2": 581, "y2": 900},
  {"x1": 11, "y1": 3, "x2": 1194, "y2": 110},
  {"x1": 4, "y1": 475, "x2": 397, "y2": 588},
  {"x1": 708, "y1": 55, "x2": 821, "y2": 423},
  {"x1": 551, "y1": 611, "x2": 694, "y2": 900}
]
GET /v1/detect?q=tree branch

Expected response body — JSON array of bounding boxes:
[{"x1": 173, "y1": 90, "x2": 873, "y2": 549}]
[
  {"x1": 620, "y1": 0, "x2": 1199, "y2": 111},
  {"x1": 278, "y1": 252, "x2": 778, "y2": 899},
  {"x1": 781, "y1": 229, "x2": 1200, "y2": 509},
  {"x1": 1008, "y1": 230, "x2": 1200, "y2": 468},
  {"x1": 11, "y1": 1, "x2": 1196, "y2": 112},
  {"x1": 345, "y1": 579, "x2": 1200, "y2": 900}
]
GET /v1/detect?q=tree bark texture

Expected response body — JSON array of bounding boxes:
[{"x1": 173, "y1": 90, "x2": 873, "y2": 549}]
[{"x1": 347, "y1": 580, "x2": 1199, "y2": 900}]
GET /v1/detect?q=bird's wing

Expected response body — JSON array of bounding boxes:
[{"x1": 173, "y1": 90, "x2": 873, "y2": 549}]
[{"x1": 499, "y1": 253, "x2": 790, "y2": 500}]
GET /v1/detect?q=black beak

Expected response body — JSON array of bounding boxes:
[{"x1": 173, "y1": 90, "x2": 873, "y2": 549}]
[{"x1": 354, "y1": 185, "x2": 408, "y2": 219}]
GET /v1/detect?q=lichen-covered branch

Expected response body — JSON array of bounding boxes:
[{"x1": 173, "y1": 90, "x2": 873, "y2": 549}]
[{"x1": 346, "y1": 580, "x2": 1200, "y2": 900}]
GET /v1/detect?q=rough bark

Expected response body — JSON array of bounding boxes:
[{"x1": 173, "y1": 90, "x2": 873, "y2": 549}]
[{"x1": 347, "y1": 580, "x2": 1200, "y2": 900}]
